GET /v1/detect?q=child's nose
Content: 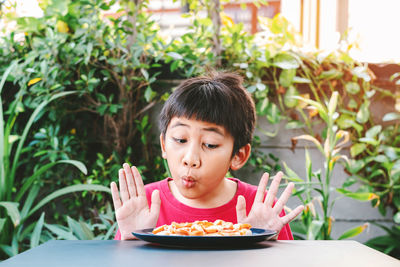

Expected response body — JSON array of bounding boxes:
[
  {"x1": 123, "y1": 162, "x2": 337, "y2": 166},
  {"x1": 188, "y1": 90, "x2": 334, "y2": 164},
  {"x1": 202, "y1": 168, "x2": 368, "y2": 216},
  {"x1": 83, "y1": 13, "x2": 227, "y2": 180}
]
[
  {"x1": 183, "y1": 158, "x2": 200, "y2": 168},
  {"x1": 182, "y1": 148, "x2": 201, "y2": 168}
]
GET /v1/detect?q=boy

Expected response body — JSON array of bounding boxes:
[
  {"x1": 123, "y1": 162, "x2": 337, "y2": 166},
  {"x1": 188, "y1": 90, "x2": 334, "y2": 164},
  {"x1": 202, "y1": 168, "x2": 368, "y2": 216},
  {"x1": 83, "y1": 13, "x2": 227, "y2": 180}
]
[{"x1": 111, "y1": 72, "x2": 304, "y2": 240}]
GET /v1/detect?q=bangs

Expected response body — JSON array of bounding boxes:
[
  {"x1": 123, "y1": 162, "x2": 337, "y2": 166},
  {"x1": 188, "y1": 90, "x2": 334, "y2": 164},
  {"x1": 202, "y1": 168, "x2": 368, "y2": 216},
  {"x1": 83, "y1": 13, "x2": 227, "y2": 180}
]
[{"x1": 169, "y1": 83, "x2": 236, "y2": 130}]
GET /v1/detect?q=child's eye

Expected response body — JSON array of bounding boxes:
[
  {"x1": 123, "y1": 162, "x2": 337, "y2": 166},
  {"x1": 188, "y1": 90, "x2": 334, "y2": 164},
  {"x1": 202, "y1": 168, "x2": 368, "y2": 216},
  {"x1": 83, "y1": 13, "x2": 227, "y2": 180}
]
[
  {"x1": 173, "y1": 138, "x2": 187, "y2": 144},
  {"x1": 204, "y1": 143, "x2": 219, "y2": 149}
]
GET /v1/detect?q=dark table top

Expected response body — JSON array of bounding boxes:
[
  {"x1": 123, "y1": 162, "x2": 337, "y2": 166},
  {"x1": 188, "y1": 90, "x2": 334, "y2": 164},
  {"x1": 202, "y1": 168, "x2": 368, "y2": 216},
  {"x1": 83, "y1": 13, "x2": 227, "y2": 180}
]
[{"x1": 1, "y1": 240, "x2": 399, "y2": 267}]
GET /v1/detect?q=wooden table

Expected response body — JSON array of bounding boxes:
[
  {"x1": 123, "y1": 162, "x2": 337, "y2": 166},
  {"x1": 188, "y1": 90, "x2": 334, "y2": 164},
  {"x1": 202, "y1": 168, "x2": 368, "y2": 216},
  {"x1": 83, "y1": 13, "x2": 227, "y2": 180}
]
[{"x1": 1, "y1": 240, "x2": 399, "y2": 267}]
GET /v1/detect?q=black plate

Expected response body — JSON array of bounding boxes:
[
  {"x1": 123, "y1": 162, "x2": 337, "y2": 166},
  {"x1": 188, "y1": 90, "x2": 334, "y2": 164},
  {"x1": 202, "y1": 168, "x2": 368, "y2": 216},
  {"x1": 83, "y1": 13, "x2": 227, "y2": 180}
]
[{"x1": 132, "y1": 228, "x2": 277, "y2": 247}]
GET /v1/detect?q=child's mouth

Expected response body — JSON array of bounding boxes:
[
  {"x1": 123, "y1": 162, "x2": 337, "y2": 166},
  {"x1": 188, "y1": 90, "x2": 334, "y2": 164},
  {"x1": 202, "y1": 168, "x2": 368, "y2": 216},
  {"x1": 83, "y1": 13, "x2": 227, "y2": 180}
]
[{"x1": 182, "y1": 176, "x2": 196, "y2": 188}]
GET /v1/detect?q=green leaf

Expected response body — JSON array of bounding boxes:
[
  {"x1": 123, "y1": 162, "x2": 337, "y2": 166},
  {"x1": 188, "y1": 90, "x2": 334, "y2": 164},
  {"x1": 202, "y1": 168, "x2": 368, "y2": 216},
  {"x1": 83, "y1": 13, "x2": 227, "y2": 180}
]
[
  {"x1": 338, "y1": 224, "x2": 368, "y2": 240},
  {"x1": 373, "y1": 155, "x2": 388, "y2": 163},
  {"x1": 383, "y1": 146, "x2": 399, "y2": 161},
  {"x1": 247, "y1": 85, "x2": 257, "y2": 93},
  {"x1": 256, "y1": 98, "x2": 269, "y2": 115},
  {"x1": 318, "y1": 69, "x2": 342, "y2": 80},
  {"x1": 79, "y1": 220, "x2": 95, "y2": 240},
  {"x1": 273, "y1": 53, "x2": 300, "y2": 69},
  {"x1": 293, "y1": 77, "x2": 311, "y2": 83},
  {"x1": 97, "y1": 93, "x2": 107, "y2": 103},
  {"x1": 17, "y1": 17, "x2": 44, "y2": 32},
  {"x1": 284, "y1": 86, "x2": 298, "y2": 108},
  {"x1": 30, "y1": 212, "x2": 45, "y2": 248},
  {"x1": 337, "y1": 114, "x2": 356, "y2": 129},
  {"x1": 350, "y1": 143, "x2": 366, "y2": 157},
  {"x1": 97, "y1": 105, "x2": 107, "y2": 115},
  {"x1": 103, "y1": 222, "x2": 118, "y2": 240},
  {"x1": 345, "y1": 82, "x2": 360, "y2": 94},
  {"x1": 394, "y1": 212, "x2": 400, "y2": 224},
  {"x1": 289, "y1": 220, "x2": 307, "y2": 235},
  {"x1": 307, "y1": 220, "x2": 324, "y2": 240},
  {"x1": 144, "y1": 86, "x2": 155, "y2": 102},
  {"x1": 348, "y1": 99, "x2": 358, "y2": 109},
  {"x1": 141, "y1": 68, "x2": 149, "y2": 81},
  {"x1": 328, "y1": 91, "x2": 339, "y2": 116},
  {"x1": 305, "y1": 149, "x2": 312, "y2": 182},
  {"x1": 358, "y1": 137, "x2": 379, "y2": 146},
  {"x1": 67, "y1": 216, "x2": 87, "y2": 240},
  {"x1": 0, "y1": 218, "x2": 6, "y2": 233},
  {"x1": 342, "y1": 176, "x2": 357, "y2": 188},
  {"x1": 356, "y1": 101, "x2": 370, "y2": 124},
  {"x1": 370, "y1": 169, "x2": 385, "y2": 179},
  {"x1": 336, "y1": 188, "x2": 379, "y2": 202},
  {"x1": 285, "y1": 121, "x2": 305, "y2": 129},
  {"x1": 282, "y1": 162, "x2": 304, "y2": 182},
  {"x1": 16, "y1": 160, "x2": 87, "y2": 202},
  {"x1": 0, "y1": 61, "x2": 17, "y2": 198},
  {"x1": 390, "y1": 72, "x2": 400, "y2": 82},
  {"x1": 346, "y1": 158, "x2": 373, "y2": 174},
  {"x1": 256, "y1": 83, "x2": 266, "y2": 91},
  {"x1": 266, "y1": 103, "x2": 281, "y2": 124},
  {"x1": 382, "y1": 112, "x2": 400, "y2": 122},
  {"x1": 20, "y1": 184, "x2": 40, "y2": 220},
  {"x1": 45, "y1": 223, "x2": 77, "y2": 240},
  {"x1": 279, "y1": 69, "x2": 296, "y2": 87},
  {"x1": 167, "y1": 52, "x2": 183, "y2": 60},
  {"x1": 28, "y1": 184, "x2": 111, "y2": 218},
  {"x1": 47, "y1": 0, "x2": 70, "y2": 16},
  {"x1": 0, "y1": 202, "x2": 20, "y2": 227},
  {"x1": 366, "y1": 125, "x2": 382, "y2": 139}
]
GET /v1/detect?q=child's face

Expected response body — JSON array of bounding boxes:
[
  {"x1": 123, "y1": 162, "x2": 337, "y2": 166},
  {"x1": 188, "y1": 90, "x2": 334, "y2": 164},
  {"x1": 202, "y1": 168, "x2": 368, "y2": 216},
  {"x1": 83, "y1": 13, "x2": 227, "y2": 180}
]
[{"x1": 160, "y1": 117, "x2": 242, "y2": 202}]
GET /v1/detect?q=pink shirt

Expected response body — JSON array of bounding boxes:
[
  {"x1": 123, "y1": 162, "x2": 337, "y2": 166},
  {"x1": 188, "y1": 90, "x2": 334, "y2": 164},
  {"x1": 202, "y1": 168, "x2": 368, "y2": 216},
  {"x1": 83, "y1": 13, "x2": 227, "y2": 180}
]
[{"x1": 114, "y1": 177, "x2": 293, "y2": 240}]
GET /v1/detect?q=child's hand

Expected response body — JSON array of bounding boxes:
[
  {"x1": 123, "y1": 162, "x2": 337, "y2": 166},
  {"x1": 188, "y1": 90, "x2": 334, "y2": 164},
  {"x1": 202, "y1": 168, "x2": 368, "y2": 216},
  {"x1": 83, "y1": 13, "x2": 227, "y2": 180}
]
[
  {"x1": 110, "y1": 163, "x2": 161, "y2": 240},
  {"x1": 235, "y1": 171, "x2": 304, "y2": 234}
]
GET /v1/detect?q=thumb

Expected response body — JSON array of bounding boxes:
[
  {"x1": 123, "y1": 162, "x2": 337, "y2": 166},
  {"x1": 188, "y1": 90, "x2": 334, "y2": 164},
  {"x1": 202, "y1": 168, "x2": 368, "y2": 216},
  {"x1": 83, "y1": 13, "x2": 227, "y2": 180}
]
[
  {"x1": 150, "y1": 189, "x2": 161, "y2": 217},
  {"x1": 236, "y1": 195, "x2": 247, "y2": 223}
]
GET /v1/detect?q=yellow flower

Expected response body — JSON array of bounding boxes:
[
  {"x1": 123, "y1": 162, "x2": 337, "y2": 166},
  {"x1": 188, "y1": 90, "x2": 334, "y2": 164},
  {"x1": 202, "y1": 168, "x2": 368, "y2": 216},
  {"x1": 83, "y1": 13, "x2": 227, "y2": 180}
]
[
  {"x1": 70, "y1": 128, "x2": 76, "y2": 135},
  {"x1": 28, "y1": 78, "x2": 42, "y2": 86},
  {"x1": 221, "y1": 12, "x2": 234, "y2": 28},
  {"x1": 56, "y1": 20, "x2": 69, "y2": 33}
]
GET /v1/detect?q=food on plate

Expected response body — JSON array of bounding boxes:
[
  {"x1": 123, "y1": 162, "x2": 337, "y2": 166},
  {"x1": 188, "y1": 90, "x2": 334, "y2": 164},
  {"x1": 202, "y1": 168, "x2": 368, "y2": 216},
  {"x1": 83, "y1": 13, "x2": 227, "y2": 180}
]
[{"x1": 152, "y1": 220, "x2": 252, "y2": 236}]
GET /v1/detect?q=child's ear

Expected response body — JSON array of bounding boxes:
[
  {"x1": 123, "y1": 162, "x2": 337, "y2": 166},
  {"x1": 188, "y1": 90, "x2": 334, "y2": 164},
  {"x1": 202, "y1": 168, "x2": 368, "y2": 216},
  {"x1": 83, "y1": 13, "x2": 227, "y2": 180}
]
[
  {"x1": 230, "y1": 144, "x2": 251, "y2": 171},
  {"x1": 160, "y1": 134, "x2": 167, "y2": 159}
]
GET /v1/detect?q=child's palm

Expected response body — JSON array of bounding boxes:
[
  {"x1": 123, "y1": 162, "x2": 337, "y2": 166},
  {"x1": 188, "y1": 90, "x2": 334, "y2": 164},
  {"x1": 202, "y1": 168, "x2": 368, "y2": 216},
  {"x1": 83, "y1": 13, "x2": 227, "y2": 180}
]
[
  {"x1": 111, "y1": 164, "x2": 161, "y2": 240},
  {"x1": 236, "y1": 172, "x2": 304, "y2": 233}
]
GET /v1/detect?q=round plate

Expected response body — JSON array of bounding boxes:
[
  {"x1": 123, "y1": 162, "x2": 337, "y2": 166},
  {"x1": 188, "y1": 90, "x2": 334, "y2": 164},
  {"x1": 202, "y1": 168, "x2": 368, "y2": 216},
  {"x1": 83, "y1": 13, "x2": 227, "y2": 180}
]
[{"x1": 132, "y1": 228, "x2": 277, "y2": 248}]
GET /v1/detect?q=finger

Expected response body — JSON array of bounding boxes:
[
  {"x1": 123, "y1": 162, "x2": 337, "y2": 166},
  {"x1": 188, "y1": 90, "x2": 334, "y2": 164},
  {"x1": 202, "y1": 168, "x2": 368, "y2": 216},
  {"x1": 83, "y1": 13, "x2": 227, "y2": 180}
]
[
  {"x1": 281, "y1": 205, "x2": 305, "y2": 225},
  {"x1": 273, "y1": 182, "x2": 295, "y2": 214},
  {"x1": 264, "y1": 171, "x2": 283, "y2": 207},
  {"x1": 235, "y1": 195, "x2": 247, "y2": 222},
  {"x1": 254, "y1": 173, "x2": 269, "y2": 203},
  {"x1": 132, "y1": 166, "x2": 146, "y2": 196},
  {"x1": 123, "y1": 163, "x2": 137, "y2": 197},
  {"x1": 150, "y1": 190, "x2": 161, "y2": 219},
  {"x1": 110, "y1": 182, "x2": 122, "y2": 210},
  {"x1": 119, "y1": 168, "x2": 130, "y2": 202}
]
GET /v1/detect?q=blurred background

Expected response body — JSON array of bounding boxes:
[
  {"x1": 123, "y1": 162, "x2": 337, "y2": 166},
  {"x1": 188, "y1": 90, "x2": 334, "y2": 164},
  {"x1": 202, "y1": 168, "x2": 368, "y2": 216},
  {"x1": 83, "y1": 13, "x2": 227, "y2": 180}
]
[{"x1": 0, "y1": 0, "x2": 399, "y2": 261}]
